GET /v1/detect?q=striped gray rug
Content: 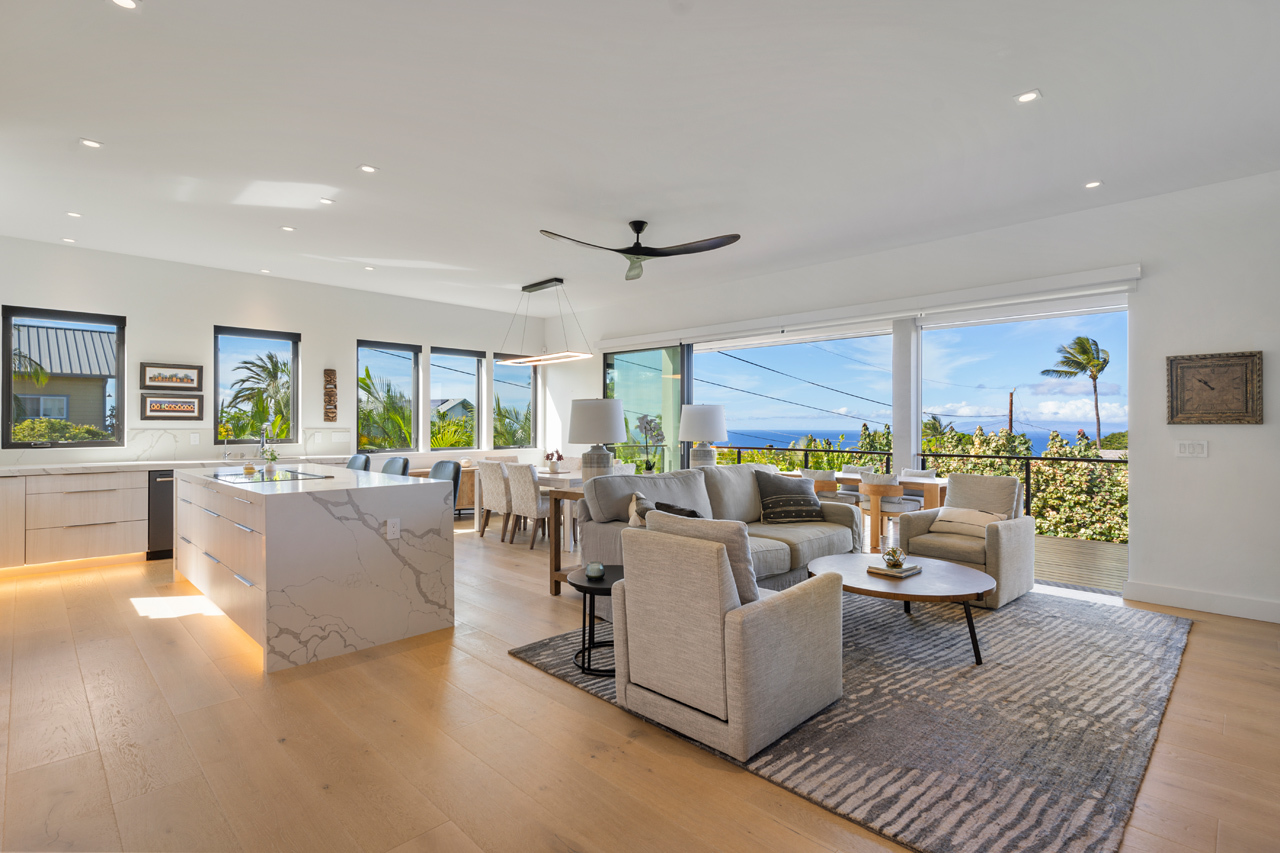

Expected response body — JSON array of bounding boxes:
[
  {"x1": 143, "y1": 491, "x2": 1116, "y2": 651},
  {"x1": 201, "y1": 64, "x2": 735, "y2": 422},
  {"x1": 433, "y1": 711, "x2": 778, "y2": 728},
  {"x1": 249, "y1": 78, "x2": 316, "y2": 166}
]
[{"x1": 510, "y1": 590, "x2": 1190, "y2": 853}]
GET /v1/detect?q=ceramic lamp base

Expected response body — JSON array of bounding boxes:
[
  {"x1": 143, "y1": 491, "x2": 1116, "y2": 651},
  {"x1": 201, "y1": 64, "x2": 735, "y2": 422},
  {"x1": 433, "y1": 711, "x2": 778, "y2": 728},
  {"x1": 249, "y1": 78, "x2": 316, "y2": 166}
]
[
  {"x1": 581, "y1": 444, "x2": 614, "y2": 482},
  {"x1": 688, "y1": 441, "x2": 718, "y2": 469}
]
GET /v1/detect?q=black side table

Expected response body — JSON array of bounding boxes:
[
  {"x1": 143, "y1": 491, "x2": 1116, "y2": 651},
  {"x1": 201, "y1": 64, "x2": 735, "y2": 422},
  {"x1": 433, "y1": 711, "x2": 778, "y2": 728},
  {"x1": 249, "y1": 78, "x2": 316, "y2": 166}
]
[{"x1": 566, "y1": 565, "x2": 624, "y2": 677}]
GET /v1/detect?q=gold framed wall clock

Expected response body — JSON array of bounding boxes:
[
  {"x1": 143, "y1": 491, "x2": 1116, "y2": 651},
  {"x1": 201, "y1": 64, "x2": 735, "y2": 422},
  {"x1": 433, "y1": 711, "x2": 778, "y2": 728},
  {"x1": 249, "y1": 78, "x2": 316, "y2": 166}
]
[{"x1": 1167, "y1": 351, "x2": 1262, "y2": 424}]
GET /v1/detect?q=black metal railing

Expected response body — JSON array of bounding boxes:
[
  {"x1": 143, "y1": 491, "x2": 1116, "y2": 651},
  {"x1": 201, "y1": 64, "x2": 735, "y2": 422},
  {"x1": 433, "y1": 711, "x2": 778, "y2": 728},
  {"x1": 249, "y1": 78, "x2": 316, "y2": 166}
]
[
  {"x1": 919, "y1": 451, "x2": 1128, "y2": 518},
  {"x1": 713, "y1": 445, "x2": 893, "y2": 473}
]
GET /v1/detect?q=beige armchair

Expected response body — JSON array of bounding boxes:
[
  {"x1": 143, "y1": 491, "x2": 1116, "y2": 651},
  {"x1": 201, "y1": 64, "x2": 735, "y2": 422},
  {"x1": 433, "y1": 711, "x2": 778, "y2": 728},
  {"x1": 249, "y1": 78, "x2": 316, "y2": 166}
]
[
  {"x1": 613, "y1": 526, "x2": 844, "y2": 762},
  {"x1": 899, "y1": 472, "x2": 1035, "y2": 609}
]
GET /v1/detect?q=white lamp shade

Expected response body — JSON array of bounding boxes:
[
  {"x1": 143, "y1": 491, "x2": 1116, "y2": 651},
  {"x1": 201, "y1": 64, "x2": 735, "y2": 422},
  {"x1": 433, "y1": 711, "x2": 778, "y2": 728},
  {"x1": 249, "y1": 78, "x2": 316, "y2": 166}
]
[
  {"x1": 568, "y1": 398, "x2": 627, "y2": 445},
  {"x1": 678, "y1": 404, "x2": 728, "y2": 442}
]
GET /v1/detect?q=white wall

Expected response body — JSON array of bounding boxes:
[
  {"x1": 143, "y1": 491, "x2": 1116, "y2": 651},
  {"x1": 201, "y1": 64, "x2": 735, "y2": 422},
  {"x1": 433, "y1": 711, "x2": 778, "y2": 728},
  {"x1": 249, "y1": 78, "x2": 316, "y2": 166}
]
[
  {"x1": 546, "y1": 168, "x2": 1280, "y2": 622},
  {"x1": 0, "y1": 236, "x2": 546, "y2": 468}
]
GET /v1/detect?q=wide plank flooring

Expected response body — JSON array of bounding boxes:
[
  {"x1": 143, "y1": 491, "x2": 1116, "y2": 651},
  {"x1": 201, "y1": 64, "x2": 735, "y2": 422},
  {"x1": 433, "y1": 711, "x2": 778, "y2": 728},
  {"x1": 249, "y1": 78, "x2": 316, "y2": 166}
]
[{"x1": 0, "y1": 521, "x2": 1274, "y2": 852}]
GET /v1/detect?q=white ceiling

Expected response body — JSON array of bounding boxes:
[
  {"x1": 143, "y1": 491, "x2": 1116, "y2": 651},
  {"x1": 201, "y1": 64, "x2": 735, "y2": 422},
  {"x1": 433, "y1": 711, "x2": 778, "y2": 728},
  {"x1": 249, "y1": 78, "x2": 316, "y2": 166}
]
[{"x1": 2, "y1": 1, "x2": 1279, "y2": 317}]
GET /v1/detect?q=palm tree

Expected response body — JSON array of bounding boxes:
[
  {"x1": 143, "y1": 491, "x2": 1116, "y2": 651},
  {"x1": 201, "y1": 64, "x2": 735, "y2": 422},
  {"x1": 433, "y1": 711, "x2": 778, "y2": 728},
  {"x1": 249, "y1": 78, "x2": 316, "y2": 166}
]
[
  {"x1": 11, "y1": 349, "x2": 50, "y2": 422},
  {"x1": 1041, "y1": 336, "x2": 1110, "y2": 448},
  {"x1": 357, "y1": 367, "x2": 413, "y2": 449},
  {"x1": 492, "y1": 394, "x2": 532, "y2": 448},
  {"x1": 227, "y1": 353, "x2": 292, "y2": 438},
  {"x1": 921, "y1": 414, "x2": 954, "y2": 439}
]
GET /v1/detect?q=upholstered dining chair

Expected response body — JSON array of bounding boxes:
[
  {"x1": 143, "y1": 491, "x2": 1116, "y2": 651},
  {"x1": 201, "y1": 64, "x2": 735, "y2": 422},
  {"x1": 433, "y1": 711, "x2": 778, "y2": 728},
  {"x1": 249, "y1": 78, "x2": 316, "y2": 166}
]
[
  {"x1": 428, "y1": 460, "x2": 463, "y2": 517},
  {"x1": 856, "y1": 472, "x2": 923, "y2": 550},
  {"x1": 476, "y1": 461, "x2": 514, "y2": 541},
  {"x1": 507, "y1": 464, "x2": 553, "y2": 549},
  {"x1": 614, "y1": 523, "x2": 844, "y2": 762},
  {"x1": 346, "y1": 453, "x2": 371, "y2": 471},
  {"x1": 898, "y1": 472, "x2": 1035, "y2": 609},
  {"x1": 379, "y1": 456, "x2": 410, "y2": 476}
]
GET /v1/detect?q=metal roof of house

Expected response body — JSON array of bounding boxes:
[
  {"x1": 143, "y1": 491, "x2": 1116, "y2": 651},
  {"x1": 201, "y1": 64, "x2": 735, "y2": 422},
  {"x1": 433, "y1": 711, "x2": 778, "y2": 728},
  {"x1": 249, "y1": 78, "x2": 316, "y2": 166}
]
[{"x1": 13, "y1": 324, "x2": 117, "y2": 378}]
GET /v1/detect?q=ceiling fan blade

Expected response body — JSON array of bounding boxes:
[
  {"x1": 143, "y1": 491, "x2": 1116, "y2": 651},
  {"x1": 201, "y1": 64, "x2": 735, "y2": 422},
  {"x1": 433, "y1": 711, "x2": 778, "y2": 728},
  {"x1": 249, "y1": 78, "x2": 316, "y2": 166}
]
[
  {"x1": 624, "y1": 257, "x2": 645, "y2": 280},
  {"x1": 539, "y1": 230, "x2": 615, "y2": 252},
  {"x1": 643, "y1": 234, "x2": 741, "y2": 257}
]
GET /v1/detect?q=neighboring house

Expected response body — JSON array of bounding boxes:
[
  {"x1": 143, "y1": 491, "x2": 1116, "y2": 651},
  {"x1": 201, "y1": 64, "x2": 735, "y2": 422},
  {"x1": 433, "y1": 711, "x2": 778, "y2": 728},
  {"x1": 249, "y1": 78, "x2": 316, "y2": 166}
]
[
  {"x1": 12, "y1": 323, "x2": 116, "y2": 428},
  {"x1": 430, "y1": 397, "x2": 472, "y2": 420}
]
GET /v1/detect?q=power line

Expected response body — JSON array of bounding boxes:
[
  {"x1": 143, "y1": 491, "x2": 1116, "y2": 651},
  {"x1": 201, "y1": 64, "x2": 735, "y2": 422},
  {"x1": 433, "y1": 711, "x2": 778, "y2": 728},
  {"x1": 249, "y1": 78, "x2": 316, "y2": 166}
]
[
  {"x1": 804, "y1": 342, "x2": 891, "y2": 373},
  {"x1": 694, "y1": 377, "x2": 890, "y2": 427}
]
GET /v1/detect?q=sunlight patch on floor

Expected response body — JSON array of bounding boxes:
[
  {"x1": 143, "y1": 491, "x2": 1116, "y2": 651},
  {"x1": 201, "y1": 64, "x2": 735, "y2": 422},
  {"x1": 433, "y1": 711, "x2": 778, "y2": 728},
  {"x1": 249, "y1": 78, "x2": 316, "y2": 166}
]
[
  {"x1": 131, "y1": 595, "x2": 224, "y2": 618},
  {"x1": 1033, "y1": 583, "x2": 1126, "y2": 607}
]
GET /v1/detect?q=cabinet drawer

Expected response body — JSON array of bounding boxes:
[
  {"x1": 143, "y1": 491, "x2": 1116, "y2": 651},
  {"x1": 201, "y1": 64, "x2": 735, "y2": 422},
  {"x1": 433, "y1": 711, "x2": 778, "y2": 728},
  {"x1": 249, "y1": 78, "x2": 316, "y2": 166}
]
[
  {"x1": 26, "y1": 471, "x2": 147, "y2": 494},
  {"x1": 25, "y1": 520, "x2": 148, "y2": 564},
  {"x1": 211, "y1": 515, "x2": 265, "y2": 586},
  {"x1": 176, "y1": 476, "x2": 265, "y2": 531},
  {"x1": 174, "y1": 535, "x2": 206, "y2": 588},
  {"x1": 202, "y1": 554, "x2": 266, "y2": 648},
  {"x1": 26, "y1": 487, "x2": 148, "y2": 530}
]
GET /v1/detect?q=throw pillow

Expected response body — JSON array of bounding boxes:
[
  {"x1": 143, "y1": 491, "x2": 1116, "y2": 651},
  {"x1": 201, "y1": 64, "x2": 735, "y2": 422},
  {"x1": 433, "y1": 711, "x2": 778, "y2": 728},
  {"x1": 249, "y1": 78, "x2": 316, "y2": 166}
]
[
  {"x1": 628, "y1": 492, "x2": 657, "y2": 528},
  {"x1": 754, "y1": 470, "x2": 825, "y2": 524},
  {"x1": 839, "y1": 464, "x2": 876, "y2": 494},
  {"x1": 901, "y1": 468, "x2": 938, "y2": 479},
  {"x1": 654, "y1": 501, "x2": 702, "y2": 519},
  {"x1": 929, "y1": 505, "x2": 1008, "y2": 538},
  {"x1": 858, "y1": 470, "x2": 907, "y2": 506},
  {"x1": 800, "y1": 468, "x2": 837, "y2": 481},
  {"x1": 645, "y1": 511, "x2": 759, "y2": 603}
]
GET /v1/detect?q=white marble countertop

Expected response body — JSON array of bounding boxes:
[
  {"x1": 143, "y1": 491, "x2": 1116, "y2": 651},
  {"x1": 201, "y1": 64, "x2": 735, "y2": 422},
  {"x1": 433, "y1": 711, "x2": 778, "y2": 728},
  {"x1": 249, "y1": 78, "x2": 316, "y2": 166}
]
[
  {"x1": 0, "y1": 456, "x2": 350, "y2": 478},
  {"x1": 175, "y1": 463, "x2": 447, "y2": 497}
]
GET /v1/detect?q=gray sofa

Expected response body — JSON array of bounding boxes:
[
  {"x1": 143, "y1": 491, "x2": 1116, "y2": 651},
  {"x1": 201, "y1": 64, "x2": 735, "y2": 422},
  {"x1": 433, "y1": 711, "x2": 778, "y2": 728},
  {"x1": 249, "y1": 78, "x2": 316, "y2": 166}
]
[{"x1": 576, "y1": 463, "x2": 864, "y2": 592}]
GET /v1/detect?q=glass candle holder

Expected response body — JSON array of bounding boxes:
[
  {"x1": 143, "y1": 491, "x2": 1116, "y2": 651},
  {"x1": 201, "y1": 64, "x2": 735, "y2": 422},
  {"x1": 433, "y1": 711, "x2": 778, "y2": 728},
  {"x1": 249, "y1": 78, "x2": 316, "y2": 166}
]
[{"x1": 585, "y1": 561, "x2": 605, "y2": 579}]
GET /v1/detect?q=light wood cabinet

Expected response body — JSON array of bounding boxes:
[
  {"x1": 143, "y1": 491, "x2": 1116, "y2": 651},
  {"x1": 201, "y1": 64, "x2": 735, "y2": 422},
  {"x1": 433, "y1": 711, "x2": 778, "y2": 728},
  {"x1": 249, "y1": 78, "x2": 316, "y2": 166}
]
[
  {"x1": 22, "y1": 472, "x2": 150, "y2": 565},
  {"x1": 26, "y1": 520, "x2": 148, "y2": 564},
  {"x1": 0, "y1": 477, "x2": 25, "y2": 568},
  {"x1": 26, "y1": 487, "x2": 148, "y2": 529},
  {"x1": 26, "y1": 471, "x2": 146, "y2": 494}
]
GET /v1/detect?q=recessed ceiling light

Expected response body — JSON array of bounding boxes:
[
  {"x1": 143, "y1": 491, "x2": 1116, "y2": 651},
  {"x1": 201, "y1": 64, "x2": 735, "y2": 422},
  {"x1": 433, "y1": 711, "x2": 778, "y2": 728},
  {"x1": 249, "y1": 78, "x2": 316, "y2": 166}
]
[
  {"x1": 67, "y1": 212, "x2": 82, "y2": 217},
  {"x1": 364, "y1": 266, "x2": 375, "y2": 271},
  {"x1": 80, "y1": 138, "x2": 103, "y2": 148},
  {"x1": 281, "y1": 226, "x2": 295, "y2": 231},
  {"x1": 1015, "y1": 89, "x2": 1042, "y2": 103},
  {"x1": 319, "y1": 197, "x2": 335, "y2": 204},
  {"x1": 1084, "y1": 180, "x2": 1103, "y2": 189},
  {"x1": 260, "y1": 269, "x2": 271, "y2": 274},
  {"x1": 62, "y1": 238, "x2": 76, "y2": 243},
  {"x1": 112, "y1": 0, "x2": 138, "y2": 8},
  {"x1": 359, "y1": 164, "x2": 378, "y2": 173}
]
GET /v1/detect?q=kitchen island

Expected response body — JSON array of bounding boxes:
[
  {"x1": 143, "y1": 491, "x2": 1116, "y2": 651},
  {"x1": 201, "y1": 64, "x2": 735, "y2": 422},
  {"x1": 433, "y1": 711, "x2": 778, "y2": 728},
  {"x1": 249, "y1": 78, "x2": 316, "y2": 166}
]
[{"x1": 174, "y1": 463, "x2": 453, "y2": 672}]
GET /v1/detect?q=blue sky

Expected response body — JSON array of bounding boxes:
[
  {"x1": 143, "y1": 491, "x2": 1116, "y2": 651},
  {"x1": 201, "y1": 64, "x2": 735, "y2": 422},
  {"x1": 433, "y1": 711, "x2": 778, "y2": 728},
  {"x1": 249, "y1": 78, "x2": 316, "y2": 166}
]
[
  {"x1": 692, "y1": 311, "x2": 1128, "y2": 444},
  {"x1": 359, "y1": 346, "x2": 415, "y2": 400},
  {"x1": 216, "y1": 335, "x2": 292, "y2": 407}
]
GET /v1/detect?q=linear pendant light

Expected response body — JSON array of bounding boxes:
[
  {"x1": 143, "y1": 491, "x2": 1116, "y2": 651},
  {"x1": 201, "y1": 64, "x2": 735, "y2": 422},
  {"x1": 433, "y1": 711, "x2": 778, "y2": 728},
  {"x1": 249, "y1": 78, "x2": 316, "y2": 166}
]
[{"x1": 496, "y1": 278, "x2": 593, "y2": 366}]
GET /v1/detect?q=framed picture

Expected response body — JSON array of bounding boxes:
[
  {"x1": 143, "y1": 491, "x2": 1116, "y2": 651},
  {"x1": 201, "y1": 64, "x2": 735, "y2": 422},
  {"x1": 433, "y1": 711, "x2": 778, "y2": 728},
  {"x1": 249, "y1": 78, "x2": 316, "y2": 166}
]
[
  {"x1": 140, "y1": 393, "x2": 204, "y2": 420},
  {"x1": 1167, "y1": 351, "x2": 1263, "y2": 424},
  {"x1": 140, "y1": 362, "x2": 203, "y2": 392}
]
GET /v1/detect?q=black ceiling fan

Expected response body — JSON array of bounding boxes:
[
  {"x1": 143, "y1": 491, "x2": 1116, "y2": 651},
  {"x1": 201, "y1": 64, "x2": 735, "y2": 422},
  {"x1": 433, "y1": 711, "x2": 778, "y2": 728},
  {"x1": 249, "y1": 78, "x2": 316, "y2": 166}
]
[{"x1": 539, "y1": 220, "x2": 740, "y2": 280}]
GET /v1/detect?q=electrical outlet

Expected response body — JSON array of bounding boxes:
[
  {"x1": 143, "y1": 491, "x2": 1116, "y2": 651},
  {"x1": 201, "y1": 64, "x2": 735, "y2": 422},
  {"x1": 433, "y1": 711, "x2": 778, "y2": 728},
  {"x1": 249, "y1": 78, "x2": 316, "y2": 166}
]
[
  {"x1": 190, "y1": 433, "x2": 200, "y2": 445},
  {"x1": 385, "y1": 518, "x2": 400, "y2": 540},
  {"x1": 1176, "y1": 440, "x2": 1208, "y2": 458}
]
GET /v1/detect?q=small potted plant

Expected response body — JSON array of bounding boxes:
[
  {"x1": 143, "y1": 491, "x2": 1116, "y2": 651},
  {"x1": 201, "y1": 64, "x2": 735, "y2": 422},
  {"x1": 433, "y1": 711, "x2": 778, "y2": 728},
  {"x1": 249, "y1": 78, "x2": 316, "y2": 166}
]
[
  {"x1": 544, "y1": 449, "x2": 564, "y2": 473},
  {"x1": 262, "y1": 445, "x2": 280, "y2": 476},
  {"x1": 636, "y1": 414, "x2": 665, "y2": 473}
]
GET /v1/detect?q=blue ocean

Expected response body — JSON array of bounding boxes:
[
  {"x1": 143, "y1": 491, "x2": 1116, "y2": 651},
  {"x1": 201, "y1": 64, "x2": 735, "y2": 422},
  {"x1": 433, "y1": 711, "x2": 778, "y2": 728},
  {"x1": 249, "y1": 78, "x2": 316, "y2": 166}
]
[{"x1": 722, "y1": 427, "x2": 1123, "y2": 457}]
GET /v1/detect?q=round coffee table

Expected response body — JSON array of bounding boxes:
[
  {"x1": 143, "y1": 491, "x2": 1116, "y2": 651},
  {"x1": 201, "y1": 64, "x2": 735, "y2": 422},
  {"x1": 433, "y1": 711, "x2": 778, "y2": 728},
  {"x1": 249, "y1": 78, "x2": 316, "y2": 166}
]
[
  {"x1": 566, "y1": 565, "x2": 624, "y2": 677},
  {"x1": 808, "y1": 553, "x2": 997, "y2": 665}
]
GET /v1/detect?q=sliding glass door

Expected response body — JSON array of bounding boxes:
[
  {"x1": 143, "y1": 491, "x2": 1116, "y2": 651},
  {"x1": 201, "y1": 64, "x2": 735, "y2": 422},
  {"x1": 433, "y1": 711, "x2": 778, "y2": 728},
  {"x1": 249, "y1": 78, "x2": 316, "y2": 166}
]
[{"x1": 604, "y1": 346, "x2": 685, "y2": 473}]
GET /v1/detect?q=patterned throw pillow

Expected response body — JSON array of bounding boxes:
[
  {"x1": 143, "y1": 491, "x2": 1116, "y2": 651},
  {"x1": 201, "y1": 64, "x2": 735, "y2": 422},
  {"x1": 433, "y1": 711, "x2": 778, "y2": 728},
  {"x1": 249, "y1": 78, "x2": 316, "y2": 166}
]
[
  {"x1": 754, "y1": 470, "x2": 825, "y2": 524},
  {"x1": 628, "y1": 492, "x2": 657, "y2": 528},
  {"x1": 654, "y1": 501, "x2": 702, "y2": 519},
  {"x1": 929, "y1": 506, "x2": 1008, "y2": 538}
]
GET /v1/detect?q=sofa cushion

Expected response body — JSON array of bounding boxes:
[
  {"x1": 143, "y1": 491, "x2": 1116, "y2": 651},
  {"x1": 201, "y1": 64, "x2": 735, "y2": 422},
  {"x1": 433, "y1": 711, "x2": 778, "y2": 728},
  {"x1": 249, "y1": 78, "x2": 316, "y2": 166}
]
[
  {"x1": 859, "y1": 495, "x2": 923, "y2": 512},
  {"x1": 929, "y1": 505, "x2": 1007, "y2": 538},
  {"x1": 747, "y1": 536, "x2": 792, "y2": 579},
  {"x1": 628, "y1": 492, "x2": 657, "y2": 527},
  {"x1": 945, "y1": 472, "x2": 1020, "y2": 518},
  {"x1": 655, "y1": 501, "x2": 702, "y2": 519},
  {"x1": 746, "y1": 522, "x2": 854, "y2": 569},
  {"x1": 908, "y1": 531, "x2": 988, "y2": 565},
  {"x1": 838, "y1": 464, "x2": 876, "y2": 494},
  {"x1": 646, "y1": 511, "x2": 759, "y2": 604},
  {"x1": 697, "y1": 463, "x2": 776, "y2": 523},
  {"x1": 584, "y1": 469, "x2": 712, "y2": 523},
  {"x1": 755, "y1": 471, "x2": 825, "y2": 524}
]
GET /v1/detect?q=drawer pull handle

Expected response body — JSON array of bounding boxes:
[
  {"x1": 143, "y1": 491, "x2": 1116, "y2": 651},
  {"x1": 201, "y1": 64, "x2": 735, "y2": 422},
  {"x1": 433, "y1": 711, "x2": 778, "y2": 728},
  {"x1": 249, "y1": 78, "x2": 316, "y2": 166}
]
[
  {"x1": 62, "y1": 488, "x2": 119, "y2": 494},
  {"x1": 200, "y1": 507, "x2": 219, "y2": 517},
  {"x1": 62, "y1": 521, "x2": 118, "y2": 529},
  {"x1": 202, "y1": 551, "x2": 220, "y2": 563},
  {"x1": 179, "y1": 498, "x2": 192, "y2": 505},
  {"x1": 232, "y1": 573, "x2": 255, "y2": 588},
  {"x1": 179, "y1": 536, "x2": 192, "y2": 545},
  {"x1": 233, "y1": 497, "x2": 252, "y2": 504},
  {"x1": 203, "y1": 486, "x2": 218, "y2": 493},
  {"x1": 233, "y1": 522, "x2": 254, "y2": 533},
  {"x1": 154, "y1": 477, "x2": 175, "y2": 482}
]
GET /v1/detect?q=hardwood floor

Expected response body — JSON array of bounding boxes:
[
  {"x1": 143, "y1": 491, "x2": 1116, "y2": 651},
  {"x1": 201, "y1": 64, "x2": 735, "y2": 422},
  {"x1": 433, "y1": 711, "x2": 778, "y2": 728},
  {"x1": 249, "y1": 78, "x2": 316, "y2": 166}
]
[{"x1": 0, "y1": 522, "x2": 1276, "y2": 852}]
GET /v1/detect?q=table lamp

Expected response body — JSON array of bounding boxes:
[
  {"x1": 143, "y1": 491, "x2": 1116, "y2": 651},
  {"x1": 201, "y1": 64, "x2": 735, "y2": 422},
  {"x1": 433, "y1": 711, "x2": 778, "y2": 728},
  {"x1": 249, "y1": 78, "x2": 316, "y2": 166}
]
[
  {"x1": 679, "y1": 404, "x2": 727, "y2": 468},
  {"x1": 568, "y1": 398, "x2": 626, "y2": 482}
]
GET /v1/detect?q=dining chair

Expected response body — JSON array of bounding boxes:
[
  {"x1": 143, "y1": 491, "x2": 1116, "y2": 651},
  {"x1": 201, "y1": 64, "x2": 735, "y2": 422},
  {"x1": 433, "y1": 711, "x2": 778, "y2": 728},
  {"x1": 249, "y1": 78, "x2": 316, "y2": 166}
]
[
  {"x1": 346, "y1": 454, "x2": 371, "y2": 471},
  {"x1": 428, "y1": 460, "x2": 463, "y2": 517},
  {"x1": 508, "y1": 464, "x2": 552, "y2": 549},
  {"x1": 856, "y1": 472, "x2": 923, "y2": 551},
  {"x1": 380, "y1": 456, "x2": 410, "y2": 476},
  {"x1": 476, "y1": 461, "x2": 514, "y2": 541}
]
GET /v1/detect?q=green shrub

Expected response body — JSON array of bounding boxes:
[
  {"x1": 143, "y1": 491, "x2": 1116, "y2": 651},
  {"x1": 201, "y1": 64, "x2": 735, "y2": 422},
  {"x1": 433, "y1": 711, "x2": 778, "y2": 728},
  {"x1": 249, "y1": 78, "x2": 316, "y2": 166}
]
[{"x1": 11, "y1": 418, "x2": 113, "y2": 442}]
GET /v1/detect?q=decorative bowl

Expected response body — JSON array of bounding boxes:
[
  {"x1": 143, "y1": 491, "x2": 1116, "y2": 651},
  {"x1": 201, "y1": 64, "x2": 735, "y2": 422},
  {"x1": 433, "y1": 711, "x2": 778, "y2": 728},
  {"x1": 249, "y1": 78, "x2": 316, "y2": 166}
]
[{"x1": 458, "y1": 457, "x2": 473, "y2": 468}]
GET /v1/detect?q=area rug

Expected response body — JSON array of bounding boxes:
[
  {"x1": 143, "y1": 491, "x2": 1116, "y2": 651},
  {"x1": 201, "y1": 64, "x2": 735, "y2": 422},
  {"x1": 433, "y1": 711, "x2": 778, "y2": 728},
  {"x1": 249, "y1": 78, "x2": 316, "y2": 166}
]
[{"x1": 510, "y1": 591, "x2": 1191, "y2": 853}]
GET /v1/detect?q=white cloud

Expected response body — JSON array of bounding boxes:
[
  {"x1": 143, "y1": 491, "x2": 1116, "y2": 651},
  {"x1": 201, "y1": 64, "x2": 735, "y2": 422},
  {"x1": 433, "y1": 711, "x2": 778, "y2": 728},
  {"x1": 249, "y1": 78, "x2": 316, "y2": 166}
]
[
  {"x1": 1025, "y1": 378, "x2": 1122, "y2": 396},
  {"x1": 926, "y1": 402, "x2": 1002, "y2": 417},
  {"x1": 1035, "y1": 399, "x2": 1128, "y2": 420}
]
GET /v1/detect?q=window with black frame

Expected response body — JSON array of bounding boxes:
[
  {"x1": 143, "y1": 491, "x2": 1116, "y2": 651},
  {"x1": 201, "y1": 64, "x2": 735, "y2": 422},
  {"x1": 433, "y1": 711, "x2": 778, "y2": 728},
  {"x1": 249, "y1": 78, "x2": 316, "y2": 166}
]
[
  {"x1": 214, "y1": 326, "x2": 299, "y2": 444},
  {"x1": 430, "y1": 347, "x2": 481, "y2": 448},
  {"x1": 357, "y1": 340, "x2": 420, "y2": 451},
  {"x1": 3, "y1": 305, "x2": 125, "y2": 448},
  {"x1": 493, "y1": 357, "x2": 535, "y2": 448}
]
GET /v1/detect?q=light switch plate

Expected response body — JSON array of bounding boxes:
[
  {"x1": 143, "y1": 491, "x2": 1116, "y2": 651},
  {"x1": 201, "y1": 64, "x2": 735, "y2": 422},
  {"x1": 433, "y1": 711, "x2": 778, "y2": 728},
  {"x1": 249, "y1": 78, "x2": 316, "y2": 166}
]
[
  {"x1": 386, "y1": 518, "x2": 400, "y2": 540},
  {"x1": 190, "y1": 433, "x2": 200, "y2": 445},
  {"x1": 1176, "y1": 440, "x2": 1208, "y2": 458}
]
